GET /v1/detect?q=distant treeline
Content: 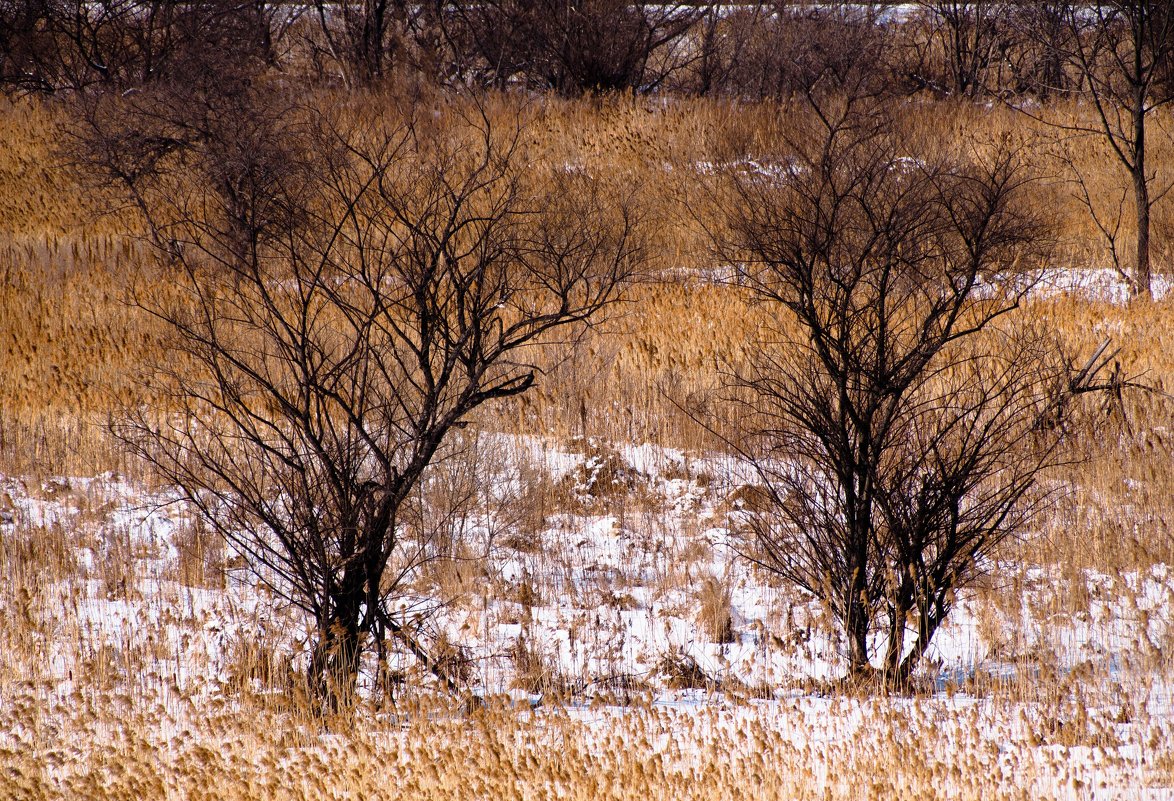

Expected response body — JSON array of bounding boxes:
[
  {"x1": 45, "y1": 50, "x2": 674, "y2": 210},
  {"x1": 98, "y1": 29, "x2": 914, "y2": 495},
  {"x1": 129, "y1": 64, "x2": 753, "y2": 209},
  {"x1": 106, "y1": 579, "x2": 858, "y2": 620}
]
[{"x1": 1, "y1": 1, "x2": 1168, "y2": 100}]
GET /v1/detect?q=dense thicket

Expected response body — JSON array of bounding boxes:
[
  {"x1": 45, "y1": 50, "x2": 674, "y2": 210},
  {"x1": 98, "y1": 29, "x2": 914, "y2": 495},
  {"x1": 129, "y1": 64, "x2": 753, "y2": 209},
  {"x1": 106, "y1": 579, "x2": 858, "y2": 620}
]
[{"x1": 5, "y1": 1, "x2": 1170, "y2": 101}]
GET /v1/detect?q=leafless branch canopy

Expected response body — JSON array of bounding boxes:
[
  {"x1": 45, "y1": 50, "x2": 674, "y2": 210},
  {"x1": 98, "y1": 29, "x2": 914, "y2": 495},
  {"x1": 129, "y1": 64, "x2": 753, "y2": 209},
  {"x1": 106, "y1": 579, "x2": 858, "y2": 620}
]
[
  {"x1": 713, "y1": 88, "x2": 1068, "y2": 686},
  {"x1": 75, "y1": 87, "x2": 644, "y2": 707}
]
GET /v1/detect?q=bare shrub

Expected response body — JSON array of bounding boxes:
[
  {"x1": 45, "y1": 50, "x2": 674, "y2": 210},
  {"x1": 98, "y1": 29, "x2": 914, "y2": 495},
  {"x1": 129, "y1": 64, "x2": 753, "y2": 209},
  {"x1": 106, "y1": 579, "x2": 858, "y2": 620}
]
[
  {"x1": 710, "y1": 72, "x2": 1070, "y2": 687},
  {"x1": 0, "y1": 0, "x2": 281, "y2": 95},
  {"x1": 721, "y1": 4, "x2": 893, "y2": 100},
  {"x1": 905, "y1": 1, "x2": 1007, "y2": 98},
  {"x1": 305, "y1": 0, "x2": 447, "y2": 86},
  {"x1": 73, "y1": 85, "x2": 646, "y2": 711},
  {"x1": 449, "y1": 0, "x2": 704, "y2": 94}
]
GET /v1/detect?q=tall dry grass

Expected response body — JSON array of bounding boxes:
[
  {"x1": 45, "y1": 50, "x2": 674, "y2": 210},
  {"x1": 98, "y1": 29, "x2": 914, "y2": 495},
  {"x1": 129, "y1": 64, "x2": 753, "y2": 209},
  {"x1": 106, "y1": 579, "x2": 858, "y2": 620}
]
[
  {"x1": 1, "y1": 94, "x2": 1173, "y2": 800},
  {"x1": 3, "y1": 93, "x2": 1174, "y2": 555},
  {"x1": 2, "y1": 687, "x2": 1169, "y2": 800}
]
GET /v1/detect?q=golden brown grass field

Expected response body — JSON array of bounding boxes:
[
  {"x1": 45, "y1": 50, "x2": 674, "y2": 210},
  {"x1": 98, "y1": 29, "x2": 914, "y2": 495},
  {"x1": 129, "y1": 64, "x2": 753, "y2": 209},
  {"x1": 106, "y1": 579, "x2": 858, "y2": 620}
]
[{"x1": 2, "y1": 90, "x2": 1174, "y2": 799}]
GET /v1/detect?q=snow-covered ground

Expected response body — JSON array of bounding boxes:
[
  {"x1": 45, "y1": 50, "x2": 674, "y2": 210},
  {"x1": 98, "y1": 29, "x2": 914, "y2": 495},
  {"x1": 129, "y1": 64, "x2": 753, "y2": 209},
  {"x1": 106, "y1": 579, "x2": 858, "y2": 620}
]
[
  {"x1": 1, "y1": 435, "x2": 1172, "y2": 796},
  {"x1": 1014, "y1": 268, "x2": 1174, "y2": 304}
]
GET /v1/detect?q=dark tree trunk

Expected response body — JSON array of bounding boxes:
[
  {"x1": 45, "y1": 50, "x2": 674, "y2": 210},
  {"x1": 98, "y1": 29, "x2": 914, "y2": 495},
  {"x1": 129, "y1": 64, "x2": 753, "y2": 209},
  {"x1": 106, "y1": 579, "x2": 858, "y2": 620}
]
[
  {"x1": 892, "y1": 606, "x2": 945, "y2": 687},
  {"x1": 846, "y1": 611, "x2": 872, "y2": 680},
  {"x1": 310, "y1": 612, "x2": 364, "y2": 711},
  {"x1": 309, "y1": 561, "x2": 370, "y2": 711},
  {"x1": 1134, "y1": 91, "x2": 1153, "y2": 299},
  {"x1": 846, "y1": 548, "x2": 872, "y2": 679}
]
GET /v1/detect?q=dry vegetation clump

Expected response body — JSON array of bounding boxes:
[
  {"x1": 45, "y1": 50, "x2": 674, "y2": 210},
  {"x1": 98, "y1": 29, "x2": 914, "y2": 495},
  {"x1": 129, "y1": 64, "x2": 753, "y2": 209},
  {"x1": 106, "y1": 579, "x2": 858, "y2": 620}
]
[
  {"x1": 553, "y1": 437, "x2": 648, "y2": 511},
  {"x1": 694, "y1": 575, "x2": 734, "y2": 645},
  {"x1": 508, "y1": 630, "x2": 569, "y2": 697}
]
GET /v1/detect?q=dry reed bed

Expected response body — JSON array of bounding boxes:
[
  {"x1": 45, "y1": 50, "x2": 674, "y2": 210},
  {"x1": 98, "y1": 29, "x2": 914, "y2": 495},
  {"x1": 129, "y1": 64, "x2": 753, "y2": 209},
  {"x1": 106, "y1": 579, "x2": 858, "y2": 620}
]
[
  {"x1": 1, "y1": 682, "x2": 1170, "y2": 800},
  {"x1": 3, "y1": 95, "x2": 1172, "y2": 414},
  {"x1": 2, "y1": 93, "x2": 1174, "y2": 798}
]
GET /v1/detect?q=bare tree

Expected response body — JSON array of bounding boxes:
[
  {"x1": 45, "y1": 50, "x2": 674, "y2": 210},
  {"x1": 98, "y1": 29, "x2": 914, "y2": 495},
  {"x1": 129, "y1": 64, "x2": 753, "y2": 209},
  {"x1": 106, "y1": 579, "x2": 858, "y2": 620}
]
[
  {"x1": 307, "y1": 0, "x2": 448, "y2": 86},
  {"x1": 0, "y1": 0, "x2": 53, "y2": 93},
  {"x1": 910, "y1": 0, "x2": 1006, "y2": 97},
  {"x1": 0, "y1": 0, "x2": 290, "y2": 95},
  {"x1": 693, "y1": 3, "x2": 891, "y2": 100},
  {"x1": 450, "y1": 0, "x2": 704, "y2": 94},
  {"x1": 1032, "y1": 1, "x2": 1174, "y2": 299},
  {"x1": 73, "y1": 86, "x2": 644, "y2": 709},
  {"x1": 678, "y1": 3, "x2": 766, "y2": 97},
  {"x1": 1002, "y1": 1, "x2": 1074, "y2": 98},
  {"x1": 711, "y1": 84, "x2": 1069, "y2": 687}
]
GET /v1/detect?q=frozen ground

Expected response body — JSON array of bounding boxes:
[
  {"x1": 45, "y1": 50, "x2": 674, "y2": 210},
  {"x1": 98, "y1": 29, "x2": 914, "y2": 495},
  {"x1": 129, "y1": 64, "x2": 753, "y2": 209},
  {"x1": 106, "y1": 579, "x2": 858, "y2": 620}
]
[
  {"x1": 1, "y1": 434, "x2": 1172, "y2": 796},
  {"x1": 1015, "y1": 268, "x2": 1174, "y2": 304}
]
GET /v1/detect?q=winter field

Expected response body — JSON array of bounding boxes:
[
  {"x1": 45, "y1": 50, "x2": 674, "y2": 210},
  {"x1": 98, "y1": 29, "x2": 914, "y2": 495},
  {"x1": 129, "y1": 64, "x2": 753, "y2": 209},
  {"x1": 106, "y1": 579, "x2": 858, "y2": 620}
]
[
  {"x1": 1, "y1": 447, "x2": 1174, "y2": 799},
  {"x1": 3, "y1": 90, "x2": 1174, "y2": 800}
]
